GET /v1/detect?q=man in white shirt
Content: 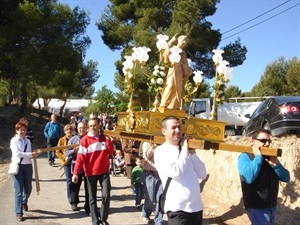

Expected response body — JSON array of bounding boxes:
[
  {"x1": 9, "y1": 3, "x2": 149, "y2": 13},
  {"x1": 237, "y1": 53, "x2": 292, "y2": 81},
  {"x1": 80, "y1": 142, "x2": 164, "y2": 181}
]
[{"x1": 154, "y1": 116, "x2": 207, "y2": 225}]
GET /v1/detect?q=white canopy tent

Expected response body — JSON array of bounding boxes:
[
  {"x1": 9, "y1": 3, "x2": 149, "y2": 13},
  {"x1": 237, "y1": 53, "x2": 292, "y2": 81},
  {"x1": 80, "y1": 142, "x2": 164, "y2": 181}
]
[{"x1": 32, "y1": 98, "x2": 92, "y2": 115}]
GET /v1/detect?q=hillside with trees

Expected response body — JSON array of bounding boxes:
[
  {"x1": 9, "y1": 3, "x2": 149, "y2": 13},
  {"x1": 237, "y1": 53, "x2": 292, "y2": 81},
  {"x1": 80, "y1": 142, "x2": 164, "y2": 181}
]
[{"x1": 0, "y1": 0, "x2": 99, "y2": 114}]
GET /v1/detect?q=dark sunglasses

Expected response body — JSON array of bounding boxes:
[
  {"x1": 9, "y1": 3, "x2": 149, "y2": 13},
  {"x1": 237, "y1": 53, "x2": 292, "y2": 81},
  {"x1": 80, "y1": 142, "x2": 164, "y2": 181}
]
[{"x1": 256, "y1": 138, "x2": 272, "y2": 144}]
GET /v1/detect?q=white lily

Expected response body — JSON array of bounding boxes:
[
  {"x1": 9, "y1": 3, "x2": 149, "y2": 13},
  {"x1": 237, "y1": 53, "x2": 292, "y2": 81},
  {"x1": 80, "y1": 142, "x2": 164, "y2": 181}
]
[
  {"x1": 216, "y1": 60, "x2": 230, "y2": 75},
  {"x1": 224, "y1": 67, "x2": 233, "y2": 81},
  {"x1": 193, "y1": 70, "x2": 203, "y2": 84},
  {"x1": 131, "y1": 46, "x2": 151, "y2": 63},
  {"x1": 122, "y1": 56, "x2": 134, "y2": 73},
  {"x1": 212, "y1": 49, "x2": 224, "y2": 65},
  {"x1": 169, "y1": 46, "x2": 182, "y2": 64},
  {"x1": 139, "y1": 46, "x2": 151, "y2": 63},
  {"x1": 156, "y1": 34, "x2": 169, "y2": 51}
]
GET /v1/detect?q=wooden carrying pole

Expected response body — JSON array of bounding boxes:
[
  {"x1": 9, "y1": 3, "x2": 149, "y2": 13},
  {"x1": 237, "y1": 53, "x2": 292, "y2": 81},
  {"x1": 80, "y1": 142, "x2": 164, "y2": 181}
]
[
  {"x1": 32, "y1": 144, "x2": 79, "y2": 194},
  {"x1": 104, "y1": 130, "x2": 282, "y2": 157},
  {"x1": 37, "y1": 144, "x2": 79, "y2": 153},
  {"x1": 33, "y1": 158, "x2": 40, "y2": 194}
]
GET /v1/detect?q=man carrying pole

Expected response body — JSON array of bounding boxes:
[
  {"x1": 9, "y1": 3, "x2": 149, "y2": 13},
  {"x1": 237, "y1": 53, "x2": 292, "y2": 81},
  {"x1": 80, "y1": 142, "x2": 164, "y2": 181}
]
[{"x1": 238, "y1": 129, "x2": 290, "y2": 225}]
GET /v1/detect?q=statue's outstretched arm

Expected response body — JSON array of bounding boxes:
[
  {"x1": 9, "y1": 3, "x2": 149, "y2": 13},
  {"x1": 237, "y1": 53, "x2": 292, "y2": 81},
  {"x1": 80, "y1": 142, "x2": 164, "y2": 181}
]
[{"x1": 168, "y1": 33, "x2": 179, "y2": 46}]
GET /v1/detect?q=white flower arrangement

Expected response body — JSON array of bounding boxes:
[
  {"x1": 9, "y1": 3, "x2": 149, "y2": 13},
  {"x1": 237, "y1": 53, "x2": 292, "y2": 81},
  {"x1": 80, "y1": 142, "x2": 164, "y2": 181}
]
[
  {"x1": 148, "y1": 64, "x2": 167, "y2": 94},
  {"x1": 121, "y1": 33, "x2": 205, "y2": 111},
  {"x1": 210, "y1": 49, "x2": 233, "y2": 119}
]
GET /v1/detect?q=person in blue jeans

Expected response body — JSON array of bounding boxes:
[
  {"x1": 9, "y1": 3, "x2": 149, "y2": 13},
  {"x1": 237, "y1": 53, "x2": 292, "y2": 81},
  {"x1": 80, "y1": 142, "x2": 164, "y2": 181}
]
[
  {"x1": 131, "y1": 156, "x2": 144, "y2": 209},
  {"x1": 141, "y1": 142, "x2": 163, "y2": 225},
  {"x1": 238, "y1": 129, "x2": 290, "y2": 225},
  {"x1": 44, "y1": 114, "x2": 63, "y2": 166},
  {"x1": 10, "y1": 121, "x2": 41, "y2": 222}
]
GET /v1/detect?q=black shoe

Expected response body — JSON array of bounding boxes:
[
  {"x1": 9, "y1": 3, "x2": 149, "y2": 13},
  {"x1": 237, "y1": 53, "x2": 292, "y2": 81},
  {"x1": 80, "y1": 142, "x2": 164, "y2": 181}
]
[
  {"x1": 71, "y1": 204, "x2": 79, "y2": 211},
  {"x1": 101, "y1": 222, "x2": 110, "y2": 225}
]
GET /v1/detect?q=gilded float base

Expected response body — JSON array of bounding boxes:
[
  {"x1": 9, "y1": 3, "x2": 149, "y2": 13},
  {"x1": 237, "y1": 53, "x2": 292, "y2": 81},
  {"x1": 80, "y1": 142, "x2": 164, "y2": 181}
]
[
  {"x1": 116, "y1": 110, "x2": 186, "y2": 136},
  {"x1": 116, "y1": 110, "x2": 225, "y2": 142}
]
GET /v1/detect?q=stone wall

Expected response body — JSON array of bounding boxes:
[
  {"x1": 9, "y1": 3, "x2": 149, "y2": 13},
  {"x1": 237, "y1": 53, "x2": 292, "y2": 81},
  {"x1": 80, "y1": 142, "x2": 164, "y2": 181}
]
[{"x1": 197, "y1": 135, "x2": 300, "y2": 225}]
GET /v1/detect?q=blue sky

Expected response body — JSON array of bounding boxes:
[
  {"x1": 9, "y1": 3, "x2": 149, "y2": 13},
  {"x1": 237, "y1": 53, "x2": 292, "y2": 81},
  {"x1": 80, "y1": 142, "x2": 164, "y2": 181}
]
[{"x1": 60, "y1": 0, "x2": 300, "y2": 94}]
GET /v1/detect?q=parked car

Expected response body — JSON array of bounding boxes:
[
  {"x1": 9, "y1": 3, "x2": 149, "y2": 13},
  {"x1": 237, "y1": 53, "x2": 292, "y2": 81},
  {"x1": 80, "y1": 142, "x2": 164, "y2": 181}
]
[{"x1": 243, "y1": 96, "x2": 300, "y2": 137}]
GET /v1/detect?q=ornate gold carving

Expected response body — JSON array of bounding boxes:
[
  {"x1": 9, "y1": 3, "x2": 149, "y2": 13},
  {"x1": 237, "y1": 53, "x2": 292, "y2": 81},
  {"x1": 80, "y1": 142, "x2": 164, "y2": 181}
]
[
  {"x1": 153, "y1": 117, "x2": 162, "y2": 129},
  {"x1": 135, "y1": 114, "x2": 150, "y2": 132},
  {"x1": 184, "y1": 117, "x2": 225, "y2": 141},
  {"x1": 117, "y1": 116, "x2": 127, "y2": 130},
  {"x1": 126, "y1": 112, "x2": 135, "y2": 131},
  {"x1": 186, "y1": 123, "x2": 222, "y2": 137}
]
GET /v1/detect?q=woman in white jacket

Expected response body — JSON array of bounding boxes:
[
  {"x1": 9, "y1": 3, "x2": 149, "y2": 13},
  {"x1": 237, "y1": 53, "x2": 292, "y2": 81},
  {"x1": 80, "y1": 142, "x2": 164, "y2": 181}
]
[{"x1": 10, "y1": 121, "x2": 41, "y2": 222}]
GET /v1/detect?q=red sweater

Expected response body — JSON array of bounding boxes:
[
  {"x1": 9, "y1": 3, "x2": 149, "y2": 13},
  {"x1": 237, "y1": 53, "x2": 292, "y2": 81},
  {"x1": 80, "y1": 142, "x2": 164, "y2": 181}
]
[{"x1": 73, "y1": 132, "x2": 114, "y2": 176}]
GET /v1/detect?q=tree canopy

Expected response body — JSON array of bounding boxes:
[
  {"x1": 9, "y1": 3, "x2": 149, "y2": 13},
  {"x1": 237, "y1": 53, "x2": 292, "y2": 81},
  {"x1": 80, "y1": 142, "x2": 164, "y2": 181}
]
[
  {"x1": 224, "y1": 85, "x2": 242, "y2": 101},
  {"x1": 250, "y1": 57, "x2": 300, "y2": 97},
  {"x1": 84, "y1": 85, "x2": 122, "y2": 116},
  {"x1": 0, "y1": 0, "x2": 99, "y2": 111}
]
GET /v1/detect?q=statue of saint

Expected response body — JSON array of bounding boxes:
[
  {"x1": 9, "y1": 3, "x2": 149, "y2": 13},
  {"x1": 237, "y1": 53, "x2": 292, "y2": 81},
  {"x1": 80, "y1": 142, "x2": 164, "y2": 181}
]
[{"x1": 159, "y1": 34, "x2": 193, "y2": 110}]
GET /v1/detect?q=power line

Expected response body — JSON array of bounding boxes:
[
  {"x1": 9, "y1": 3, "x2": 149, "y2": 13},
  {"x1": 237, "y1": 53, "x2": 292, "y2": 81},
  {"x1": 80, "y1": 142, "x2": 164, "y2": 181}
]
[
  {"x1": 222, "y1": 2, "x2": 300, "y2": 41},
  {"x1": 222, "y1": 0, "x2": 292, "y2": 35}
]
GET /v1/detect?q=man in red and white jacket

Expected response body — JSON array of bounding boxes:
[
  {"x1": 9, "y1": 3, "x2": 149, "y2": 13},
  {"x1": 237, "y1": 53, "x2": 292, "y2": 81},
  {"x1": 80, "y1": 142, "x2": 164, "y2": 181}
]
[{"x1": 72, "y1": 118, "x2": 114, "y2": 225}]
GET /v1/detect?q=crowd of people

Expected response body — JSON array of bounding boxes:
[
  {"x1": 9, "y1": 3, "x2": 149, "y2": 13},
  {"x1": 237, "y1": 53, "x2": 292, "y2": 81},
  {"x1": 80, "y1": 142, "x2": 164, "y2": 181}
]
[
  {"x1": 7, "y1": 32, "x2": 291, "y2": 225},
  {"x1": 9, "y1": 112, "x2": 290, "y2": 225}
]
